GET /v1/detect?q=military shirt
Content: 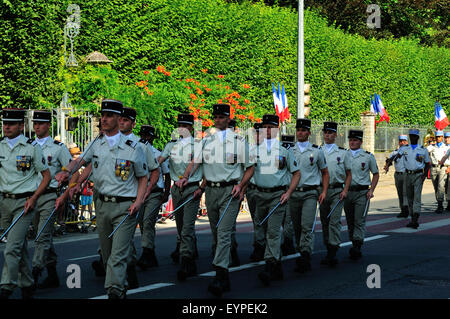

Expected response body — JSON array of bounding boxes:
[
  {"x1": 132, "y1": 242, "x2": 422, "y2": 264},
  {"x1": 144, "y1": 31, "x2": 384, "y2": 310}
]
[
  {"x1": 161, "y1": 137, "x2": 203, "y2": 183},
  {"x1": 36, "y1": 137, "x2": 72, "y2": 188},
  {"x1": 292, "y1": 141, "x2": 327, "y2": 187},
  {"x1": 398, "y1": 144, "x2": 430, "y2": 171},
  {"x1": 347, "y1": 149, "x2": 379, "y2": 186},
  {"x1": 429, "y1": 143, "x2": 449, "y2": 165},
  {"x1": 0, "y1": 135, "x2": 48, "y2": 194},
  {"x1": 124, "y1": 133, "x2": 159, "y2": 175},
  {"x1": 149, "y1": 144, "x2": 169, "y2": 189},
  {"x1": 322, "y1": 144, "x2": 351, "y2": 184},
  {"x1": 83, "y1": 133, "x2": 148, "y2": 197},
  {"x1": 253, "y1": 140, "x2": 299, "y2": 188},
  {"x1": 199, "y1": 129, "x2": 254, "y2": 182}
]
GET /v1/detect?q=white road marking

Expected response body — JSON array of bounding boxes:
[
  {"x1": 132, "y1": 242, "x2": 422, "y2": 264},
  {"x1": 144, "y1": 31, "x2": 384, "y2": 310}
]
[{"x1": 90, "y1": 283, "x2": 175, "y2": 299}]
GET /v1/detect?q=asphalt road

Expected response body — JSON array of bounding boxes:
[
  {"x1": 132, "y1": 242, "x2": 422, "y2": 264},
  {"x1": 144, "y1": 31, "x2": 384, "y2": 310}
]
[{"x1": 1, "y1": 190, "x2": 449, "y2": 304}]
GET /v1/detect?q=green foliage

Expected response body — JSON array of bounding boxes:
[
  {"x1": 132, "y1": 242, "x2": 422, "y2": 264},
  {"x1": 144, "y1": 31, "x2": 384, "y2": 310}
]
[{"x1": 1, "y1": 0, "x2": 449, "y2": 141}]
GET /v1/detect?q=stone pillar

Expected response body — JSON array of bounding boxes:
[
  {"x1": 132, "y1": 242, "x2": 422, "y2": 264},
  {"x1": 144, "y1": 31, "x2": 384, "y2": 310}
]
[{"x1": 360, "y1": 111, "x2": 375, "y2": 153}]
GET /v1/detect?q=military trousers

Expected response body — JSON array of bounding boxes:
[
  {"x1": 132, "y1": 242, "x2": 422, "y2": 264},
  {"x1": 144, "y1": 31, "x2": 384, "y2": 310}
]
[
  {"x1": 394, "y1": 172, "x2": 408, "y2": 209},
  {"x1": 32, "y1": 191, "x2": 58, "y2": 270},
  {"x1": 282, "y1": 203, "x2": 294, "y2": 241},
  {"x1": 172, "y1": 183, "x2": 201, "y2": 259},
  {"x1": 95, "y1": 198, "x2": 138, "y2": 296},
  {"x1": 205, "y1": 185, "x2": 241, "y2": 270},
  {"x1": 255, "y1": 190, "x2": 286, "y2": 261},
  {"x1": 344, "y1": 189, "x2": 369, "y2": 243},
  {"x1": 405, "y1": 171, "x2": 425, "y2": 216},
  {"x1": 319, "y1": 187, "x2": 344, "y2": 247},
  {"x1": 138, "y1": 190, "x2": 163, "y2": 250},
  {"x1": 430, "y1": 166, "x2": 446, "y2": 202},
  {"x1": 289, "y1": 188, "x2": 319, "y2": 255},
  {"x1": 0, "y1": 197, "x2": 35, "y2": 291},
  {"x1": 246, "y1": 186, "x2": 265, "y2": 247}
]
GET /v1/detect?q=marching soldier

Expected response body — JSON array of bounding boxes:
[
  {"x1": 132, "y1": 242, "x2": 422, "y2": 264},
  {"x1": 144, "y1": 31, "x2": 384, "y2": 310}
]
[
  {"x1": 290, "y1": 118, "x2": 329, "y2": 273},
  {"x1": 159, "y1": 114, "x2": 203, "y2": 281},
  {"x1": 31, "y1": 110, "x2": 72, "y2": 289},
  {"x1": 344, "y1": 130, "x2": 379, "y2": 260},
  {"x1": 253, "y1": 115, "x2": 300, "y2": 286},
  {"x1": 428, "y1": 131, "x2": 448, "y2": 214},
  {"x1": 384, "y1": 135, "x2": 409, "y2": 218},
  {"x1": 319, "y1": 122, "x2": 352, "y2": 267},
  {"x1": 244, "y1": 122, "x2": 266, "y2": 262},
  {"x1": 0, "y1": 108, "x2": 51, "y2": 299},
  {"x1": 136, "y1": 124, "x2": 170, "y2": 270},
  {"x1": 178, "y1": 103, "x2": 255, "y2": 297},
  {"x1": 279, "y1": 135, "x2": 296, "y2": 256},
  {"x1": 58, "y1": 99, "x2": 149, "y2": 299}
]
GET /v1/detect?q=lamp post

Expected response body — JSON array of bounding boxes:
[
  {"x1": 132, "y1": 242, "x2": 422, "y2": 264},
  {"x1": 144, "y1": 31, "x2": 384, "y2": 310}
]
[{"x1": 297, "y1": 0, "x2": 304, "y2": 119}]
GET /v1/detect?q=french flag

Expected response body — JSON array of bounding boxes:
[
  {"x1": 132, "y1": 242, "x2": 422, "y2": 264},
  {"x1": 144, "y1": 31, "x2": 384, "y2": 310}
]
[
  {"x1": 374, "y1": 93, "x2": 390, "y2": 123},
  {"x1": 273, "y1": 83, "x2": 283, "y2": 121},
  {"x1": 435, "y1": 101, "x2": 449, "y2": 130},
  {"x1": 281, "y1": 84, "x2": 291, "y2": 122}
]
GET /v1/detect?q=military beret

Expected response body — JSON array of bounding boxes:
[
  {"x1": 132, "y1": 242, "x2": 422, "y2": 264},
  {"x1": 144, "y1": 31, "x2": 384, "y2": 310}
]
[
  {"x1": 399, "y1": 135, "x2": 408, "y2": 140},
  {"x1": 408, "y1": 129, "x2": 420, "y2": 136}
]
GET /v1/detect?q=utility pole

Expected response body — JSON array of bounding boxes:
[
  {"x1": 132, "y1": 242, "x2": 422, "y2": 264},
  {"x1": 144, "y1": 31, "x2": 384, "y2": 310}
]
[{"x1": 297, "y1": 0, "x2": 304, "y2": 119}]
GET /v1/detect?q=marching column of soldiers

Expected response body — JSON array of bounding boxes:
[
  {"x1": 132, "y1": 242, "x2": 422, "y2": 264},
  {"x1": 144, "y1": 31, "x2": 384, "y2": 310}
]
[{"x1": 0, "y1": 100, "x2": 435, "y2": 299}]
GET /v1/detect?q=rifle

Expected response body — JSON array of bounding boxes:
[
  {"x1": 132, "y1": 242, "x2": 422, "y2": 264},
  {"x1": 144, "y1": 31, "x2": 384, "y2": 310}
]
[{"x1": 383, "y1": 151, "x2": 402, "y2": 172}]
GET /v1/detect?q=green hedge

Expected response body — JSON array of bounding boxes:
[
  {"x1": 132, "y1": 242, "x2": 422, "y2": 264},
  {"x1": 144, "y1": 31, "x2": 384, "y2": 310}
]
[{"x1": 1, "y1": 0, "x2": 448, "y2": 134}]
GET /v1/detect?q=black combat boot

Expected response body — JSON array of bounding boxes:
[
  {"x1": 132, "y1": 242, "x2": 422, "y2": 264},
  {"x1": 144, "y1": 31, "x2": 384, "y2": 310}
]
[
  {"x1": 170, "y1": 242, "x2": 180, "y2": 264},
  {"x1": 349, "y1": 241, "x2": 363, "y2": 260},
  {"x1": 229, "y1": 243, "x2": 240, "y2": 267},
  {"x1": 321, "y1": 245, "x2": 339, "y2": 267},
  {"x1": 435, "y1": 201, "x2": 444, "y2": 214},
  {"x1": 397, "y1": 206, "x2": 409, "y2": 218},
  {"x1": 208, "y1": 267, "x2": 230, "y2": 297},
  {"x1": 249, "y1": 243, "x2": 265, "y2": 262},
  {"x1": 406, "y1": 213, "x2": 420, "y2": 229},
  {"x1": 126, "y1": 265, "x2": 139, "y2": 290},
  {"x1": 280, "y1": 236, "x2": 296, "y2": 256},
  {"x1": 38, "y1": 264, "x2": 60, "y2": 289},
  {"x1": 137, "y1": 248, "x2": 158, "y2": 270},
  {"x1": 21, "y1": 286, "x2": 34, "y2": 299},
  {"x1": 258, "y1": 261, "x2": 274, "y2": 287},
  {"x1": 92, "y1": 256, "x2": 106, "y2": 277},
  {"x1": 294, "y1": 251, "x2": 311, "y2": 273},
  {"x1": 32, "y1": 267, "x2": 42, "y2": 289},
  {"x1": 177, "y1": 256, "x2": 198, "y2": 281}
]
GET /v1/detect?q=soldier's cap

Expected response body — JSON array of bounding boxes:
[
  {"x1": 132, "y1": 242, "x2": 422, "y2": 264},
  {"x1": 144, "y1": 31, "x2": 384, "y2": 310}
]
[
  {"x1": 399, "y1": 135, "x2": 408, "y2": 140},
  {"x1": 262, "y1": 114, "x2": 279, "y2": 127},
  {"x1": 32, "y1": 110, "x2": 52, "y2": 123},
  {"x1": 408, "y1": 129, "x2": 420, "y2": 136},
  {"x1": 139, "y1": 125, "x2": 156, "y2": 137},
  {"x1": 435, "y1": 130, "x2": 444, "y2": 137},
  {"x1": 348, "y1": 130, "x2": 363, "y2": 141},
  {"x1": 212, "y1": 104, "x2": 230, "y2": 117},
  {"x1": 296, "y1": 118, "x2": 311, "y2": 130},
  {"x1": 101, "y1": 99, "x2": 123, "y2": 115},
  {"x1": 229, "y1": 119, "x2": 237, "y2": 129},
  {"x1": 445, "y1": 132, "x2": 450, "y2": 138},
  {"x1": 253, "y1": 122, "x2": 263, "y2": 131},
  {"x1": 1, "y1": 108, "x2": 26, "y2": 122},
  {"x1": 281, "y1": 135, "x2": 295, "y2": 143},
  {"x1": 322, "y1": 121, "x2": 338, "y2": 132},
  {"x1": 177, "y1": 113, "x2": 194, "y2": 126},
  {"x1": 121, "y1": 107, "x2": 136, "y2": 122}
]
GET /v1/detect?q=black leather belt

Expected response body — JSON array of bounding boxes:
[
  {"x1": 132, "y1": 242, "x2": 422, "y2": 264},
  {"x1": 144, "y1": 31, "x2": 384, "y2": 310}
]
[
  {"x1": 255, "y1": 185, "x2": 287, "y2": 193},
  {"x1": 42, "y1": 188, "x2": 58, "y2": 195},
  {"x1": 2, "y1": 192, "x2": 34, "y2": 199},
  {"x1": 349, "y1": 185, "x2": 369, "y2": 191},
  {"x1": 406, "y1": 169, "x2": 423, "y2": 174},
  {"x1": 295, "y1": 185, "x2": 318, "y2": 192},
  {"x1": 248, "y1": 183, "x2": 257, "y2": 190},
  {"x1": 394, "y1": 172, "x2": 405, "y2": 175},
  {"x1": 206, "y1": 180, "x2": 239, "y2": 188},
  {"x1": 322, "y1": 183, "x2": 344, "y2": 189},
  {"x1": 174, "y1": 182, "x2": 199, "y2": 188},
  {"x1": 99, "y1": 194, "x2": 135, "y2": 203}
]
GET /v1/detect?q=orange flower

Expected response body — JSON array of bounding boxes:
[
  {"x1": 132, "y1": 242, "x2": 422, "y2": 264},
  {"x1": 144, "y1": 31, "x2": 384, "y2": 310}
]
[
  {"x1": 244, "y1": 99, "x2": 250, "y2": 104},
  {"x1": 190, "y1": 94, "x2": 197, "y2": 100},
  {"x1": 243, "y1": 84, "x2": 250, "y2": 89},
  {"x1": 225, "y1": 86, "x2": 230, "y2": 90},
  {"x1": 217, "y1": 75, "x2": 224, "y2": 79},
  {"x1": 156, "y1": 65, "x2": 165, "y2": 73},
  {"x1": 201, "y1": 69, "x2": 208, "y2": 73},
  {"x1": 255, "y1": 118, "x2": 262, "y2": 123},
  {"x1": 205, "y1": 87, "x2": 212, "y2": 92},
  {"x1": 144, "y1": 70, "x2": 150, "y2": 75},
  {"x1": 196, "y1": 88, "x2": 203, "y2": 95}
]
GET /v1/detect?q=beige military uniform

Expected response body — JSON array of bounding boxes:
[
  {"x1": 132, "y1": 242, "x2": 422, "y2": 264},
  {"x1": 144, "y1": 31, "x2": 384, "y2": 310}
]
[
  {"x1": 343, "y1": 149, "x2": 378, "y2": 243},
  {"x1": 290, "y1": 141, "x2": 327, "y2": 255},
  {"x1": 319, "y1": 144, "x2": 351, "y2": 247},
  {"x1": 200, "y1": 129, "x2": 254, "y2": 269},
  {"x1": 83, "y1": 133, "x2": 147, "y2": 297},
  {"x1": 429, "y1": 143, "x2": 448, "y2": 202},
  {"x1": 161, "y1": 136, "x2": 202, "y2": 259},
  {"x1": 0, "y1": 135, "x2": 48, "y2": 292},
  {"x1": 253, "y1": 139, "x2": 299, "y2": 261},
  {"x1": 32, "y1": 137, "x2": 72, "y2": 271}
]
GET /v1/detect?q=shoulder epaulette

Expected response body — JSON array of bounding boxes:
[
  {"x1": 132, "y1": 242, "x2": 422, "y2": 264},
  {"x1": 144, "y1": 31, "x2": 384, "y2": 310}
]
[
  {"x1": 312, "y1": 144, "x2": 319, "y2": 148},
  {"x1": 53, "y1": 140, "x2": 63, "y2": 146},
  {"x1": 365, "y1": 151, "x2": 371, "y2": 154},
  {"x1": 125, "y1": 139, "x2": 137, "y2": 149},
  {"x1": 338, "y1": 146, "x2": 345, "y2": 150},
  {"x1": 27, "y1": 138, "x2": 37, "y2": 146},
  {"x1": 139, "y1": 138, "x2": 149, "y2": 145}
]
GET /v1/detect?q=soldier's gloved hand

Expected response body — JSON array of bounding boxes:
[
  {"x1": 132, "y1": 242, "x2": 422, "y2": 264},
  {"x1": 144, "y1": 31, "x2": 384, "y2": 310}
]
[
  {"x1": 55, "y1": 171, "x2": 70, "y2": 186},
  {"x1": 24, "y1": 196, "x2": 37, "y2": 214}
]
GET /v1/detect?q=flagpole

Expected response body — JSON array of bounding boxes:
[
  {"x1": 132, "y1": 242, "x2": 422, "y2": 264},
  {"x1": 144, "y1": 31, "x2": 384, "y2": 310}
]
[{"x1": 298, "y1": 0, "x2": 304, "y2": 119}]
